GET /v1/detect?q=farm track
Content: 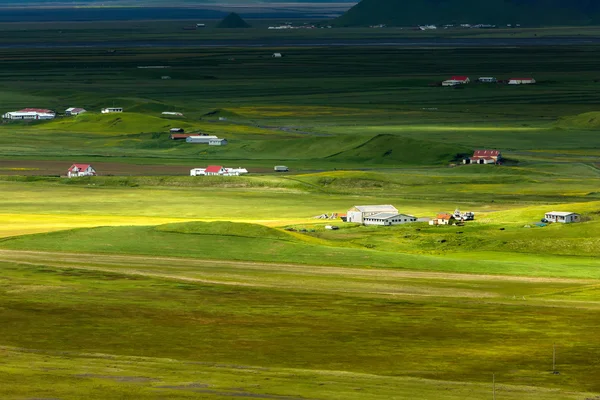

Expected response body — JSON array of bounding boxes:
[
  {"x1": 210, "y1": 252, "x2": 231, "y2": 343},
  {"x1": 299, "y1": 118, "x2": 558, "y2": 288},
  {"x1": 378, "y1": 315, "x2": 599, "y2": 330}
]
[{"x1": 0, "y1": 249, "x2": 598, "y2": 303}]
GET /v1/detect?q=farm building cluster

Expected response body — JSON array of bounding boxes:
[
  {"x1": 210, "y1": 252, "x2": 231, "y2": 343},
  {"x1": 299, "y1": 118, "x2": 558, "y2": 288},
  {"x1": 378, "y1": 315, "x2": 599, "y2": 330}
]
[
  {"x1": 190, "y1": 165, "x2": 248, "y2": 176},
  {"x1": 441, "y1": 76, "x2": 536, "y2": 86},
  {"x1": 463, "y1": 150, "x2": 502, "y2": 165},
  {"x1": 345, "y1": 205, "x2": 418, "y2": 226},
  {"x1": 67, "y1": 164, "x2": 96, "y2": 178},
  {"x1": 2, "y1": 108, "x2": 56, "y2": 120}
]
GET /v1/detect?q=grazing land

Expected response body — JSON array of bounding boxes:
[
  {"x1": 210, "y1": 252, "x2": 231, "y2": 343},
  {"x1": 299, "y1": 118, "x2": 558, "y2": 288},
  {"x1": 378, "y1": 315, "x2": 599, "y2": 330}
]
[{"x1": 0, "y1": 21, "x2": 599, "y2": 399}]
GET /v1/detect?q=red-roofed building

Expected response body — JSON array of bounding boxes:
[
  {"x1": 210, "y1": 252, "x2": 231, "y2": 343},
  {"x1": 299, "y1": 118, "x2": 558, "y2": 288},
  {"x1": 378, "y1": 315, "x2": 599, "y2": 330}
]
[
  {"x1": 465, "y1": 149, "x2": 502, "y2": 165},
  {"x1": 450, "y1": 76, "x2": 470, "y2": 83},
  {"x1": 204, "y1": 165, "x2": 226, "y2": 175},
  {"x1": 169, "y1": 133, "x2": 193, "y2": 140},
  {"x1": 429, "y1": 213, "x2": 457, "y2": 226},
  {"x1": 2, "y1": 108, "x2": 55, "y2": 120},
  {"x1": 67, "y1": 164, "x2": 96, "y2": 178}
]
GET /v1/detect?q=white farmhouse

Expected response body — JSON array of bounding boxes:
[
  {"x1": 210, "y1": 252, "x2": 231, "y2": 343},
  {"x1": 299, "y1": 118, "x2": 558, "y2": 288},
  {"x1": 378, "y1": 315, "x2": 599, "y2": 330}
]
[
  {"x1": 209, "y1": 138, "x2": 228, "y2": 146},
  {"x1": 67, "y1": 163, "x2": 96, "y2": 178},
  {"x1": 190, "y1": 166, "x2": 247, "y2": 176},
  {"x1": 65, "y1": 107, "x2": 86, "y2": 116},
  {"x1": 363, "y1": 213, "x2": 418, "y2": 226},
  {"x1": 544, "y1": 211, "x2": 581, "y2": 224},
  {"x1": 347, "y1": 205, "x2": 398, "y2": 224},
  {"x1": 3, "y1": 108, "x2": 56, "y2": 120}
]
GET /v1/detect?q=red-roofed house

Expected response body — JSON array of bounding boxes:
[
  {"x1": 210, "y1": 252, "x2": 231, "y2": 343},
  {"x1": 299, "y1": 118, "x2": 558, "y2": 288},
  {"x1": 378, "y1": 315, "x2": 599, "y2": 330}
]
[
  {"x1": 451, "y1": 76, "x2": 470, "y2": 83},
  {"x1": 465, "y1": 149, "x2": 502, "y2": 165},
  {"x1": 67, "y1": 164, "x2": 96, "y2": 178},
  {"x1": 2, "y1": 108, "x2": 55, "y2": 120},
  {"x1": 429, "y1": 213, "x2": 457, "y2": 226},
  {"x1": 204, "y1": 165, "x2": 226, "y2": 176}
]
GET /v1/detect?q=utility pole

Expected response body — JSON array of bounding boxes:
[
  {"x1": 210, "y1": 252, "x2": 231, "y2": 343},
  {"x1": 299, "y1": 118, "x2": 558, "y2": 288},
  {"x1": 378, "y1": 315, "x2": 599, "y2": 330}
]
[{"x1": 492, "y1": 373, "x2": 496, "y2": 400}]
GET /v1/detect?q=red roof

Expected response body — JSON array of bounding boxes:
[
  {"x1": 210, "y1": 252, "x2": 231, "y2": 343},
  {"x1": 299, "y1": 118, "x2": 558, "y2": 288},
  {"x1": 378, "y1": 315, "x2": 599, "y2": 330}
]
[
  {"x1": 473, "y1": 150, "x2": 500, "y2": 158},
  {"x1": 19, "y1": 108, "x2": 54, "y2": 113},
  {"x1": 437, "y1": 213, "x2": 454, "y2": 220},
  {"x1": 451, "y1": 76, "x2": 469, "y2": 81},
  {"x1": 170, "y1": 134, "x2": 192, "y2": 139},
  {"x1": 205, "y1": 165, "x2": 223, "y2": 173},
  {"x1": 68, "y1": 163, "x2": 91, "y2": 172}
]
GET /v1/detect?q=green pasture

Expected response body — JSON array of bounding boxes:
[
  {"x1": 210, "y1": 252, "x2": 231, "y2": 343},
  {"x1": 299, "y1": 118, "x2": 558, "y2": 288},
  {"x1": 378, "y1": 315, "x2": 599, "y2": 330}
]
[{"x1": 0, "y1": 26, "x2": 599, "y2": 399}]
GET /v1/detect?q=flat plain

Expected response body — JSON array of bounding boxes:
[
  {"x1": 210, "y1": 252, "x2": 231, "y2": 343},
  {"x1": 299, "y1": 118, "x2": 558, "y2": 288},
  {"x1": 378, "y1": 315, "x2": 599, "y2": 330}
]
[{"x1": 0, "y1": 21, "x2": 599, "y2": 399}]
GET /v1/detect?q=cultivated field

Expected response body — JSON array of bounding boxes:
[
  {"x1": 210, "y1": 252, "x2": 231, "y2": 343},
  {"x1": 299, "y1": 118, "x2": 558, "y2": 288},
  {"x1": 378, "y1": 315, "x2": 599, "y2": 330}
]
[{"x1": 0, "y1": 22, "x2": 599, "y2": 399}]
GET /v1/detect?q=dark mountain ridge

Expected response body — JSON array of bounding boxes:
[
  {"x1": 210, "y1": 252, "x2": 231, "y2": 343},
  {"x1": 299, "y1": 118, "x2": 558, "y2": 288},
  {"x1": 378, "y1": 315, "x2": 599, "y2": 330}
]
[{"x1": 335, "y1": 0, "x2": 600, "y2": 26}]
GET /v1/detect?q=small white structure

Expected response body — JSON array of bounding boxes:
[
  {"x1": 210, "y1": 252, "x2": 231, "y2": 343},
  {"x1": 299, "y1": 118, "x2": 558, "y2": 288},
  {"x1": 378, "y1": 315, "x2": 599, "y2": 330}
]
[
  {"x1": 272, "y1": 53, "x2": 283, "y2": 58},
  {"x1": 3, "y1": 108, "x2": 55, "y2": 120},
  {"x1": 363, "y1": 213, "x2": 418, "y2": 226},
  {"x1": 67, "y1": 163, "x2": 96, "y2": 178},
  {"x1": 101, "y1": 107, "x2": 123, "y2": 114},
  {"x1": 347, "y1": 205, "x2": 398, "y2": 224},
  {"x1": 190, "y1": 166, "x2": 247, "y2": 176},
  {"x1": 65, "y1": 107, "x2": 86, "y2": 116},
  {"x1": 442, "y1": 80, "x2": 461, "y2": 87},
  {"x1": 209, "y1": 138, "x2": 228, "y2": 146},
  {"x1": 509, "y1": 78, "x2": 536, "y2": 85},
  {"x1": 274, "y1": 165, "x2": 289, "y2": 172},
  {"x1": 544, "y1": 212, "x2": 581, "y2": 224},
  {"x1": 169, "y1": 128, "x2": 185, "y2": 133},
  {"x1": 186, "y1": 135, "x2": 219, "y2": 144},
  {"x1": 478, "y1": 77, "x2": 497, "y2": 83},
  {"x1": 162, "y1": 111, "x2": 183, "y2": 116}
]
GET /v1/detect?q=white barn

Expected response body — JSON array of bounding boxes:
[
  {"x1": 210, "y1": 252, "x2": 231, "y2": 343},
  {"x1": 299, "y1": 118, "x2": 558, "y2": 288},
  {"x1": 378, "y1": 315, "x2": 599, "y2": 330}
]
[
  {"x1": 186, "y1": 135, "x2": 219, "y2": 144},
  {"x1": 209, "y1": 138, "x2": 228, "y2": 146},
  {"x1": 101, "y1": 107, "x2": 123, "y2": 114},
  {"x1": 347, "y1": 205, "x2": 398, "y2": 224},
  {"x1": 508, "y1": 78, "x2": 536, "y2": 85},
  {"x1": 67, "y1": 163, "x2": 96, "y2": 178},
  {"x1": 363, "y1": 213, "x2": 418, "y2": 226},
  {"x1": 545, "y1": 211, "x2": 581, "y2": 224},
  {"x1": 3, "y1": 108, "x2": 55, "y2": 120},
  {"x1": 65, "y1": 107, "x2": 86, "y2": 116}
]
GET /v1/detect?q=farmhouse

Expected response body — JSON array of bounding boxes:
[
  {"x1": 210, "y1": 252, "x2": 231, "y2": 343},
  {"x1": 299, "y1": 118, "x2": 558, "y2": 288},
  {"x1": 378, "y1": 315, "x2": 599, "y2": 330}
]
[
  {"x1": 209, "y1": 138, "x2": 228, "y2": 146},
  {"x1": 186, "y1": 135, "x2": 219, "y2": 144},
  {"x1": 272, "y1": 53, "x2": 283, "y2": 58},
  {"x1": 65, "y1": 107, "x2": 86, "y2": 116},
  {"x1": 190, "y1": 166, "x2": 248, "y2": 176},
  {"x1": 452, "y1": 76, "x2": 470, "y2": 84},
  {"x1": 67, "y1": 163, "x2": 96, "y2": 178},
  {"x1": 347, "y1": 205, "x2": 398, "y2": 224},
  {"x1": 464, "y1": 149, "x2": 502, "y2": 165},
  {"x1": 509, "y1": 78, "x2": 536, "y2": 85},
  {"x1": 429, "y1": 213, "x2": 456, "y2": 226},
  {"x1": 363, "y1": 213, "x2": 418, "y2": 226},
  {"x1": 478, "y1": 77, "x2": 497, "y2": 83},
  {"x1": 101, "y1": 107, "x2": 123, "y2": 114},
  {"x1": 544, "y1": 211, "x2": 581, "y2": 224},
  {"x1": 3, "y1": 108, "x2": 56, "y2": 120}
]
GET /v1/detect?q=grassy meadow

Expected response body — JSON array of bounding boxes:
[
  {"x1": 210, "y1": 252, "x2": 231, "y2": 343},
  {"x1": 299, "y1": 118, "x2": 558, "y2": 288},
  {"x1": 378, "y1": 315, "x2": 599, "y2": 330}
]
[{"x1": 0, "y1": 22, "x2": 599, "y2": 399}]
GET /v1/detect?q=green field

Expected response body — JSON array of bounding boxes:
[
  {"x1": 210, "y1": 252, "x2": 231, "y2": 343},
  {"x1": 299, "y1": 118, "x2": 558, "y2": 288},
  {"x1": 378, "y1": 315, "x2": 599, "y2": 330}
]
[{"x1": 0, "y1": 22, "x2": 599, "y2": 399}]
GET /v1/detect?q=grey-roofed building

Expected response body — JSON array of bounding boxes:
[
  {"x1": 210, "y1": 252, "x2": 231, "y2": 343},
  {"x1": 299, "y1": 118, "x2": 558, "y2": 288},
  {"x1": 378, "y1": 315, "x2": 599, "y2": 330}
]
[{"x1": 364, "y1": 212, "x2": 418, "y2": 226}]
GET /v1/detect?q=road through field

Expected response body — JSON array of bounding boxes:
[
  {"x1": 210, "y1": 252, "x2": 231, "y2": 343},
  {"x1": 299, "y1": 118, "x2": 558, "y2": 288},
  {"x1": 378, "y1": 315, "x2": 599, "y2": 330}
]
[{"x1": 1, "y1": 249, "x2": 597, "y2": 303}]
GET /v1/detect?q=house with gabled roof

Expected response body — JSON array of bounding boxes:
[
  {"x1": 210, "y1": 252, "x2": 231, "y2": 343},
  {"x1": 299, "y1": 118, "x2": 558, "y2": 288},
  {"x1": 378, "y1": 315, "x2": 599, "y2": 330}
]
[
  {"x1": 464, "y1": 149, "x2": 502, "y2": 165},
  {"x1": 429, "y1": 213, "x2": 457, "y2": 226},
  {"x1": 67, "y1": 164, "x2": 96, "y2": 178},
  {"x1": 363, "y1": 212, "x2": 418, "y2": 226}
]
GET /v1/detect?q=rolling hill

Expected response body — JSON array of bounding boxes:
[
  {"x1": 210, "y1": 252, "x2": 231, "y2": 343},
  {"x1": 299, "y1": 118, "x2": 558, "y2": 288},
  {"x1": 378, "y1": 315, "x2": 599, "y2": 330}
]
[{"x1": 334, "y1": 0, "x2": 600, "y2": 26}]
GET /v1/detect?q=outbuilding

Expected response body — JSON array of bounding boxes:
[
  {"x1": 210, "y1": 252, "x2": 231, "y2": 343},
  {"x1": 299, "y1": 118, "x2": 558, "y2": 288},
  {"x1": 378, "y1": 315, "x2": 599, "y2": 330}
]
[
  {"x1": 101, "y1": 107, "x2": 123, "y2": 113},
  {"x1": 209, "y1": 138, "x2": 228, "y2": 146},
  {"x1": 464, "y1": 149, "x2": 502, "y2": 165},
  {"x1": 478, "y1": 77, "x2": 497, "y2": 83},
  {"x1": 272, "y1": 53, "x2": 283, "y2": 58},
  {"x1": 65, "y1": 107, "x2": 86, "y2": 116},
  {"x1": 67, "y1": 163, "x2": 96, "y2": 178},
  {"x1": 274, "y1": 165, "x2": 289, "y2": 172},
  {"x1": 363, "y1": 213, "x2": 418, "y2": 226},
  {"x1": 544, "y1": 212, "x2": 581, "y2": 224},
  {"x1": 169, "y1": 128, "x2": 185, "y2": 133},
  {"x1": 186, "y1": 135, "x2": 219, "y2": 144},
  {"x1": 347, "y1": 205, "x2": 398, "y2": 224},
  {"x1": 508, "y1": 78, "x2": 536, "y2": 85}
]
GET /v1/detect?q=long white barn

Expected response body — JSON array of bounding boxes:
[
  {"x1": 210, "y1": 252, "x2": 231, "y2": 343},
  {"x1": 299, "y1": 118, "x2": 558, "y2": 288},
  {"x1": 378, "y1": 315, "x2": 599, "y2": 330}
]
[
  {"x1": 3, "y1": 108, "x2": 55, "y2": 120},
  {"x1": 347, "y1": 205, "x2": 398, "y2": 224}
]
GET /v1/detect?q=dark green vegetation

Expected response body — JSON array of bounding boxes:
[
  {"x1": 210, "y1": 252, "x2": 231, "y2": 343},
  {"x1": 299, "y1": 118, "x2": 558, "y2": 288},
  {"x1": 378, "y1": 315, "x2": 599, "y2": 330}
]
[
  {"x1": 335, "y1": 0, "x2": 600, "y2": 26},
  {"x1": 216, "y1": 12, "x2": 252, "y2": 29},
  {"x1": 1, "y1": 21, "x2": 600, "y2": 399}
]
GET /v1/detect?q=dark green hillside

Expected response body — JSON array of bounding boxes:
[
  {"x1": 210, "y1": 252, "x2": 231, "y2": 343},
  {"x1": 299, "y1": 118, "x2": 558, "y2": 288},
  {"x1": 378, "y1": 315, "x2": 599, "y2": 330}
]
[
  {"x1": 335, "y1": 0, "x2": 600, "y2": 26},
  {"x1": 216, "y1": 12, "x2": 251, "y2": 29}
]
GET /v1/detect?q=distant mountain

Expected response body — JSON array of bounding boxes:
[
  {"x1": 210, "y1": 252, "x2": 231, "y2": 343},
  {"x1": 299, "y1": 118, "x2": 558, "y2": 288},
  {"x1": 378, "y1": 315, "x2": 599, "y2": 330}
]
[
  {"x1": 334, "y1": 0, "x2": 600, "y2": 26},
  {"x1": 216, "y1": 12, "x2": 251, "y2": 28}
]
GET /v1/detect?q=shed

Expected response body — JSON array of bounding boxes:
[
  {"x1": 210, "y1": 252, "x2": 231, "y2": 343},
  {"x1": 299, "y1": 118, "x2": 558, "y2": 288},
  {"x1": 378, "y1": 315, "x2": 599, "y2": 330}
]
[
  {"x1": 544, "y1": 211, "x2": 581, "y2": 224},
  {"x1": 273, "y1": 53, "x2": 283, "y2": 58},
  {"x1": 65, "y1": 107, "x2": 86, "y2": 116},
  {"x1": 209, "y1": 138, "x2": 228, "y2": 146},
  {"x1": 186, "y1": 135, "x2": 219, "y2": 144},
  {"x1": 274, "y1": 165, "x2": 289, "y2": 172},
  {"x1": 509, "y1": 78, "x2": 536, "y2": 85},
  {"x1": 478, "y1": 77, "x2": 497, "y2": 83}
]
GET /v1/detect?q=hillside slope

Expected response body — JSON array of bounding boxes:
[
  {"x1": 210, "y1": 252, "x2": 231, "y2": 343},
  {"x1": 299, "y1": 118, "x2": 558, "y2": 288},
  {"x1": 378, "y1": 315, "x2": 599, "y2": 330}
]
[{"x1": 334, "y1": 0, "x2": 600, "y2": 26}]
